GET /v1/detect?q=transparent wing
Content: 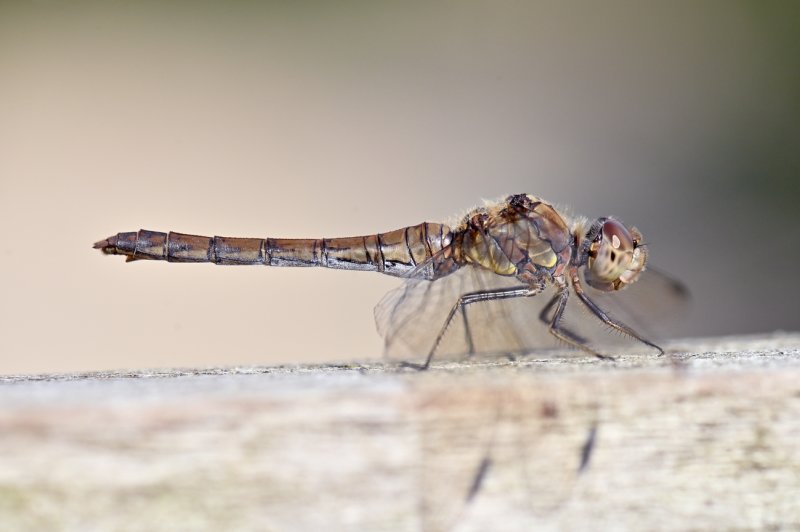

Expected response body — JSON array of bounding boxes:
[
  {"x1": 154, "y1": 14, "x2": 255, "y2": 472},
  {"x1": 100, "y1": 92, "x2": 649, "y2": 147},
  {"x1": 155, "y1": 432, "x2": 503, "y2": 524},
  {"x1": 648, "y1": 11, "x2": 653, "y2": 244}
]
[
  {"x1": 374, "y1": 258, "x2": 562, "y2": 365},
  {"x1": 375, "y1": 253, "x2": 689, "y2": 365},
  {"x1": 587, "y1": 265, "x2": 691, "y2": 343}
]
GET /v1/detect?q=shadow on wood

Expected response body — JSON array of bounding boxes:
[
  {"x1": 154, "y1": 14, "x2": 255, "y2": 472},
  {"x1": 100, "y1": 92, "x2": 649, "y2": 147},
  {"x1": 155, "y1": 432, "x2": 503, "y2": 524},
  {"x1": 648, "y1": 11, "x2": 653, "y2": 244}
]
[{"x1": 1, "y1": 332, "x2": 799, "y2": 531}]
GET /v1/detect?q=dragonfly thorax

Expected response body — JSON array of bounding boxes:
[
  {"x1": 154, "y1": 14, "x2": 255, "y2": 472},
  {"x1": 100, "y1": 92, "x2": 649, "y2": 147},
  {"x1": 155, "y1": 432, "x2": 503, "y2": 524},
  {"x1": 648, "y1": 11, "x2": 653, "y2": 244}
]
[{"x1": 458, "y1": 194, "x2": 573, "y2": 282}]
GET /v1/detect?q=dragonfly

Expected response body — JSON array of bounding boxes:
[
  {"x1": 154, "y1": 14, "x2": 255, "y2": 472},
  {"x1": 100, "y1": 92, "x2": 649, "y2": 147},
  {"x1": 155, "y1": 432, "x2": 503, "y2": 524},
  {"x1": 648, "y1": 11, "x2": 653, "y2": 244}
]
[{"x1": 94, "y1": 193, "x2": 685, "y2": 369}]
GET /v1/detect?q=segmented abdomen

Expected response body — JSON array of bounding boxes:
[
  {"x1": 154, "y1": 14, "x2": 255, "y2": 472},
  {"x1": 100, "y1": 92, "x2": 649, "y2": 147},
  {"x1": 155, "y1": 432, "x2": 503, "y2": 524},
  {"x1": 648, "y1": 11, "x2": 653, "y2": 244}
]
[{"x1": 95, "y1": 222, "x2": 455, "y2": 279}]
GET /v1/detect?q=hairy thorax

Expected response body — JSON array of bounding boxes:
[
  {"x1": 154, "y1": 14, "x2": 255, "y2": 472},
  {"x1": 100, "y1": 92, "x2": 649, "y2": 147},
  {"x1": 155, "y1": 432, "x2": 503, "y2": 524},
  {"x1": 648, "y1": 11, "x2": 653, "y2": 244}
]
[{"x1": 456, "y1": 194, "x2": 574, "y2": 284}]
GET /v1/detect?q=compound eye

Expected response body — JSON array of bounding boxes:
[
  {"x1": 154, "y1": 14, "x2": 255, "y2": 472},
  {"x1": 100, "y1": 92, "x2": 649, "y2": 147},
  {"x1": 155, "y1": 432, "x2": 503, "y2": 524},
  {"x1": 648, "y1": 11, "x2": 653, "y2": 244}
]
[
  {"x1": 586, "y1": 218, "x2": 646, "y2": 291},
  {"x1": 602, "y1": 219, "x2": 633, "y2": 254}
]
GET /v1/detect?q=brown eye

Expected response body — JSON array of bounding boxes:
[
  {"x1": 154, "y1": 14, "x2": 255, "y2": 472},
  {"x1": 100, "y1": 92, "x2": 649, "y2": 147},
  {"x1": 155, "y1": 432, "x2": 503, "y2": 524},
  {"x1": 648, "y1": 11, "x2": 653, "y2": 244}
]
[
  {"x1": 586, "y1": 218, "x2": 647, "y2": 291},
  {"x1": 601, "y1": 219, "x2": 633, "y2": 253}
]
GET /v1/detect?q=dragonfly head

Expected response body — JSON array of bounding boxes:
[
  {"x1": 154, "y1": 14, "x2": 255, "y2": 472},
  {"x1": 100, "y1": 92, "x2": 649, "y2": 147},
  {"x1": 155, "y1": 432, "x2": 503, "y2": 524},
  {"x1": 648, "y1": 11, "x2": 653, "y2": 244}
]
[{"x1": 584, "y1": 218, "x2": 647, "y2": 292}]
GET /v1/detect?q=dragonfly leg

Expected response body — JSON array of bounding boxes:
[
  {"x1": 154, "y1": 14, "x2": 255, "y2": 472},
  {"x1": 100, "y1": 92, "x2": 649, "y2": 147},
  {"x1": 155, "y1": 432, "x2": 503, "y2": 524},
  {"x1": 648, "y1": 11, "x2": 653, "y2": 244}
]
[
  {"x1": 568, "y1": 268, "x2": 664, "y2": 355},
  {"x1": 538, "y1": 293, "x2": 587, "y2": 344},
  {"x1": 547, "y1": 285, "x2": 614, "y2": 360},
  {"x1": 400, "y1": 285, "x2": 538, "y2": 370},
  {"x1": 462, "y1": 306, "x2": 476, "y2": 355}
]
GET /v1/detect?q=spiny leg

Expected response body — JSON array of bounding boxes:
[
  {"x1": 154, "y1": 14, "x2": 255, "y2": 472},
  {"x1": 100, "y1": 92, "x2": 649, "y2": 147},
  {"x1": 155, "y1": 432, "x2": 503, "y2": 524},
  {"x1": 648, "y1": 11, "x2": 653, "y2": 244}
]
[
  {"x1": 569, "y1": 269, "x2": 664, "y2": 355},
  {"x1": 547, "y1": 287, "x2": 614, "y2": 361},
  {"x1": 401, "y1": 285, "x2": 538, "y2": 370},
  {"x1": 538, "y1": 292, "x2": 587, "y2": 345}
]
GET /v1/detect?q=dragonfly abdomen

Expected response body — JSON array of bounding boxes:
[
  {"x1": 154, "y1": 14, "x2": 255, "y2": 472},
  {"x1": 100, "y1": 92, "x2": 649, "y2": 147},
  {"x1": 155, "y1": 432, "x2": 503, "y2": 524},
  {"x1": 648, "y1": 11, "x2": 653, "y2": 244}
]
[{"x1": 94, "y1": 223, "x2": 454, "y2": 278}]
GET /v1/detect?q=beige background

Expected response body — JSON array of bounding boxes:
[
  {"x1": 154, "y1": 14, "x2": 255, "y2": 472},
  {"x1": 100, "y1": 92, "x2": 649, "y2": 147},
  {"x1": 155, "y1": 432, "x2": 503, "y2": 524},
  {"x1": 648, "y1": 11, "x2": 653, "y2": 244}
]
[{"x1": 1, "y1": 1, "x2": 798, "y2": 374}]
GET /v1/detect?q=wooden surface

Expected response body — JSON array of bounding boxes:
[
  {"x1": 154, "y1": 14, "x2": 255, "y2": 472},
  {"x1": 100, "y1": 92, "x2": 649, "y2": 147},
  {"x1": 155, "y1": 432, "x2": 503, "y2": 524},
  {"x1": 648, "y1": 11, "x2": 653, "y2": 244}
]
[{"x1": 1, "y1": 332, "x2": 799, "y2": 531}]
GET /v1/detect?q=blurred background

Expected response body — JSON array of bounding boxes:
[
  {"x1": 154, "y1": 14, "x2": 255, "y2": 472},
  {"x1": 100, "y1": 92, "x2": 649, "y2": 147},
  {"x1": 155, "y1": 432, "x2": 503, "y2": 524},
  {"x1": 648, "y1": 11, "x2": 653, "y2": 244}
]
[{"x1": 1, "y1": 1, "x2": 797, "y2": 374}]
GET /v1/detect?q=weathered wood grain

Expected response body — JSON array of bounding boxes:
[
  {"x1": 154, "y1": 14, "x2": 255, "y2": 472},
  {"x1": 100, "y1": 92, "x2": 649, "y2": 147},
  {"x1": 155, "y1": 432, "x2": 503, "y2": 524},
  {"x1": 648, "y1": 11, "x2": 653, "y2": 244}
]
[{"x1": 1, "y1": 332, "x2": 799, "y2": 531}]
